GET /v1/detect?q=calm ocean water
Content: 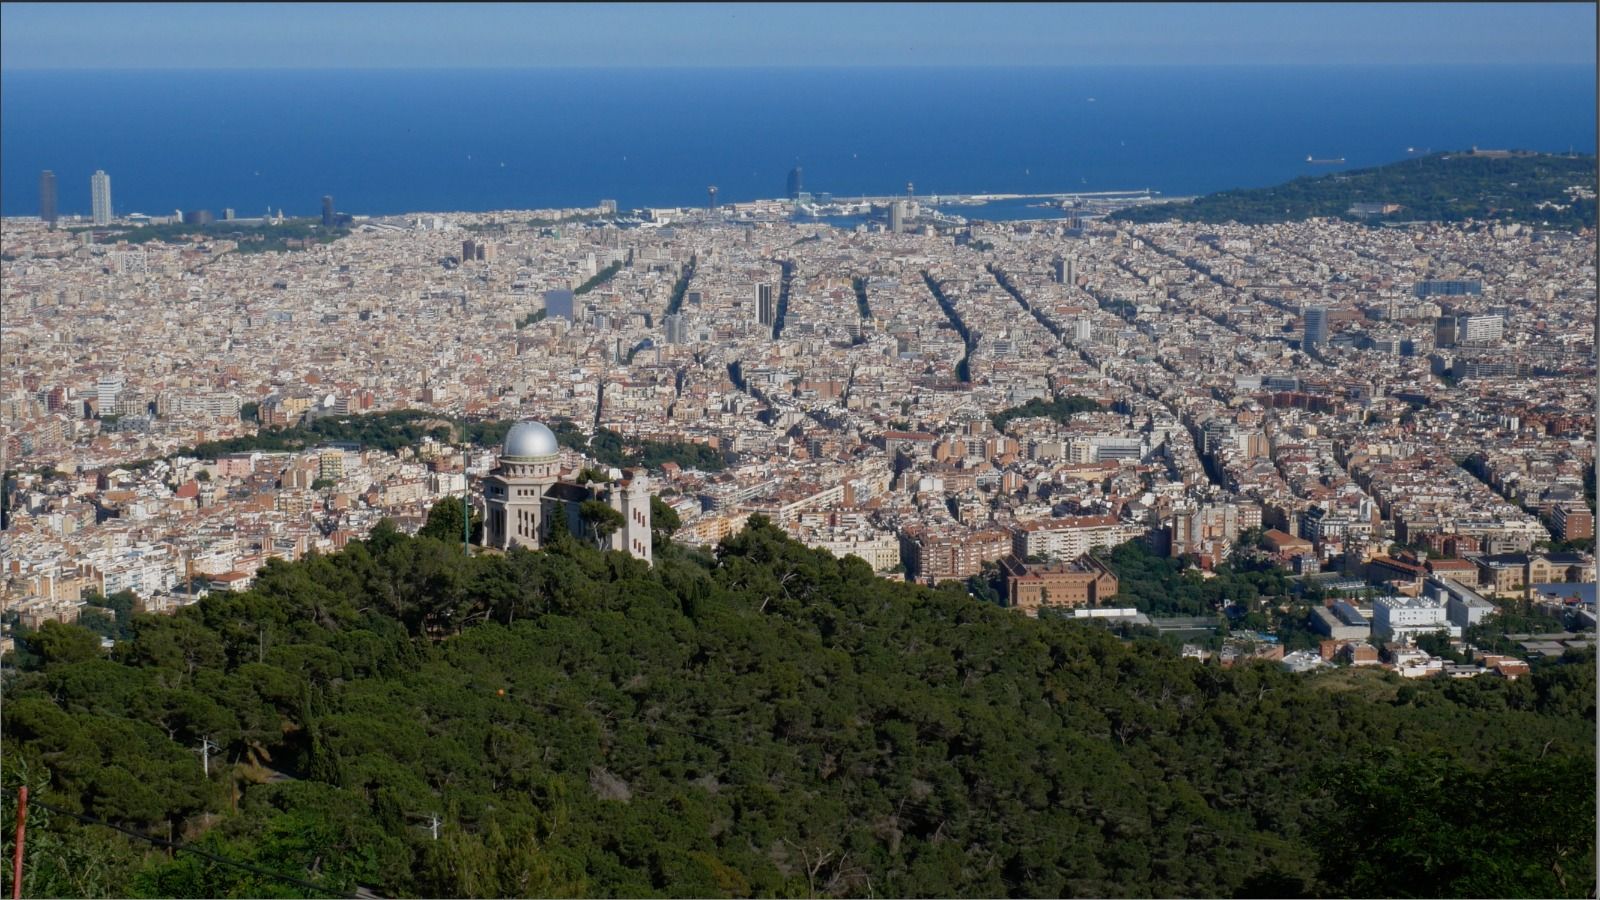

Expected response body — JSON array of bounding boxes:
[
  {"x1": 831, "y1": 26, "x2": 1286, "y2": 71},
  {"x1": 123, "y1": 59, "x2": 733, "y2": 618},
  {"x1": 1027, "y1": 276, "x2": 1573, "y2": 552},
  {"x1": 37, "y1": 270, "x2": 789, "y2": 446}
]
[{"x1": 2, "y1": 66, "x2": 1594, "y2": 218}]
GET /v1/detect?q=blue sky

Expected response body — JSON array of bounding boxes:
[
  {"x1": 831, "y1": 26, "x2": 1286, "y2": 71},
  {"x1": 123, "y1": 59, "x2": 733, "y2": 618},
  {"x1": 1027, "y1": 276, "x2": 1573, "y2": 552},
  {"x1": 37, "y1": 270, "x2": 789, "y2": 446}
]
[{"x1": 2, "y1": 2, "x2": 1595, "y2": 69}]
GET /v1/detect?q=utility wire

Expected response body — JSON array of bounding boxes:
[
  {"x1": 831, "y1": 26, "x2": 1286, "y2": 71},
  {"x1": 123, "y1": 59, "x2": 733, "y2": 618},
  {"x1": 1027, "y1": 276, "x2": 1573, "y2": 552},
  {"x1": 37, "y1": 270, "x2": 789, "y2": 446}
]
[{"x1": 26, "y1": 800, "x2": 367, "y2": 899}]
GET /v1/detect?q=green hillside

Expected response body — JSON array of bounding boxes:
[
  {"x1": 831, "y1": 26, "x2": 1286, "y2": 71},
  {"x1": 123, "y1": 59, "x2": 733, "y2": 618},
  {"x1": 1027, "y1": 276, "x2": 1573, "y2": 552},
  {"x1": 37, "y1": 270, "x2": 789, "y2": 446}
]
[
  {"x1": 2, "y1": 518, "x2": 1594, "y2": 898},
  {"x1": 1113, "y1": 151, "x2": 1598, "y2": 228}
]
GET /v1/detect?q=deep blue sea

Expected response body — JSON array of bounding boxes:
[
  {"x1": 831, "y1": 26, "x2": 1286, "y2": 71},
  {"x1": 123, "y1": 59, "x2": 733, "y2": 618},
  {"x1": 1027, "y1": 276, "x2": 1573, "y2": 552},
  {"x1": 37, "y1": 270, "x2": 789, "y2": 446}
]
[{"x1": 2, "y1": 66, "x2": 1594, "y2": 218}]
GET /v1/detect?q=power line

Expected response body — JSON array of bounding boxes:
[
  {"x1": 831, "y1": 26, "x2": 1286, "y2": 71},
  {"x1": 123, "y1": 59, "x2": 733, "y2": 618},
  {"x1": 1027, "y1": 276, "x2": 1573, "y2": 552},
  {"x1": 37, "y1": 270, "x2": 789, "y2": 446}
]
[{"x1": 26, "y1": 800, "x2": 365, "y2": 899}]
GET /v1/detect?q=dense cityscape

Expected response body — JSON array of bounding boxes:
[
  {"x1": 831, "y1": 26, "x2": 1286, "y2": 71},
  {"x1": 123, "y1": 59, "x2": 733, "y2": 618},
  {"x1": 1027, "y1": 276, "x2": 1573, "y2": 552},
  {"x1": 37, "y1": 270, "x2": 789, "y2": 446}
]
[
  {"x1": 2, "y1": 3, "x2": 1597, "y2": 895},
  {"x1": 5, "y1": 162, "x2": 1596, "y2": 674}
]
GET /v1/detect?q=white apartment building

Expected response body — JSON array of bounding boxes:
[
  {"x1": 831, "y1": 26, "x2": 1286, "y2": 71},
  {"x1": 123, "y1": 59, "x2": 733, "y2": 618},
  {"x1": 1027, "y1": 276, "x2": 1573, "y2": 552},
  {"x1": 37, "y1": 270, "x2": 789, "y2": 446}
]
[
  {"x1": 802, "y1": 527, "x2": 902, "y2": 573},
  {"x1": 1457, "y1": 314, "x2": 1505, "y2": 344},
  {"x1": 1012, "y1": 514, "x2": 1126, "y2": 562},
  {"x1": 96, "y1": 376, "x2": 125, "y2": 412}
]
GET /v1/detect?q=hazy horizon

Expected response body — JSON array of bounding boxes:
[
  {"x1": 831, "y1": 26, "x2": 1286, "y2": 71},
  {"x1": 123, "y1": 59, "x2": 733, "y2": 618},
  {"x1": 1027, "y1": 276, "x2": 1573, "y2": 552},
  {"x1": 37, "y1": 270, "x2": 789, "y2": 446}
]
[{"x1": 3, "y1": 2, "x2": 1595, "y2": 70}]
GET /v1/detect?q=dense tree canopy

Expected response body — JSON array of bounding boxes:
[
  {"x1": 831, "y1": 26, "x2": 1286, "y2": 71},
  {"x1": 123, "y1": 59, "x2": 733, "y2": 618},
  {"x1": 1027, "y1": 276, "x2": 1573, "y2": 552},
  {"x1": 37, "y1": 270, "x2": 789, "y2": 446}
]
[
  {"x1": 2, "y1": 519, "x2": 1592, "y2": 898},
  {"x1": 162, "y1": 410, "x2": 457, "y2": 460},
  {"x1": 991, "y1": 395, "x2": 1104, "y2": 433},
  {"x1": 419, "y1": 498, "x2": 483, "y2": 545},
  {"x1": 72, "y1": 218, "x2": 347, "y2": 254},
  {"x1": 72, "y1": 590, "x2": 139, "y2": 643},
  {"x1": 551, "y1": 420, "x2": 729, "y2": 473},
  {"x1": 1100, "y1": 539, "x2": 1292, "y2": 617}
]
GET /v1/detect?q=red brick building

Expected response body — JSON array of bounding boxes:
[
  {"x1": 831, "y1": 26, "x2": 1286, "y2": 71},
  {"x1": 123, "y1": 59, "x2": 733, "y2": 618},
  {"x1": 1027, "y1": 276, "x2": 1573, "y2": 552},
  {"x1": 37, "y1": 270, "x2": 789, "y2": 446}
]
[
  {"x1": 999, "y1": 555, "x2": 1119, "y2": 614},
  {"x1": 1552, "y1": 503, "x2": 1594, "y2": 542}
]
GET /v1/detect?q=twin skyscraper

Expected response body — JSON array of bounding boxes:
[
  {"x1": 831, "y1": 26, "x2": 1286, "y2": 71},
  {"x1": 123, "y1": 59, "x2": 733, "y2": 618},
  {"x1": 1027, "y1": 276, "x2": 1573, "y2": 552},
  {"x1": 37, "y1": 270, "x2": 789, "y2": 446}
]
[{"x1": 37, "y1": 169, "x2": 112, "y2": 227}]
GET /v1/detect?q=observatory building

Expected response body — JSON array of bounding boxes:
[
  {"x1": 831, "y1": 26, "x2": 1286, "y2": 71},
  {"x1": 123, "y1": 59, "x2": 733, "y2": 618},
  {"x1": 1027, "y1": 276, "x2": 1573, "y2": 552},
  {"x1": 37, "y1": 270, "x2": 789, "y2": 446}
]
[{"x1": 480, "y1": 420, "x2": 654, "y2": 564}]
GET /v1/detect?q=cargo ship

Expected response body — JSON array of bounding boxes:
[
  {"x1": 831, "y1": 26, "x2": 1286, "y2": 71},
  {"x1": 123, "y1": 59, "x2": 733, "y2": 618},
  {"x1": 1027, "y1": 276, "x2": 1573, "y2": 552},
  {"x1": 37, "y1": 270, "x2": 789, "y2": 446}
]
[{"x1": 1306, "y1": 155, "x2": 1346, "y2": 164}]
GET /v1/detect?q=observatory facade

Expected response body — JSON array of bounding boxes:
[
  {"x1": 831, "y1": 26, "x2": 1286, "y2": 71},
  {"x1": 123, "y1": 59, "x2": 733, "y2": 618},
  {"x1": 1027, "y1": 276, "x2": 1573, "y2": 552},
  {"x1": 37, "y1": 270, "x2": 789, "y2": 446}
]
[{"x1": 480, "y1": 420, "x2": 654, "y2": 565}]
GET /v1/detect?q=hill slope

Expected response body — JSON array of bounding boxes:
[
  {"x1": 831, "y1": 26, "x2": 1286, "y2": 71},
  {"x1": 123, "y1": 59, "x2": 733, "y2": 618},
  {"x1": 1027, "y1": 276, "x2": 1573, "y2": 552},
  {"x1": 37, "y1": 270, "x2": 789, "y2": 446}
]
[
  {"x1": 2, "y1": 519, "x2": 1594, "y2": 898},
  {"x1": 1112, "y1": 151, "x2": 1597, "y2": 228}
]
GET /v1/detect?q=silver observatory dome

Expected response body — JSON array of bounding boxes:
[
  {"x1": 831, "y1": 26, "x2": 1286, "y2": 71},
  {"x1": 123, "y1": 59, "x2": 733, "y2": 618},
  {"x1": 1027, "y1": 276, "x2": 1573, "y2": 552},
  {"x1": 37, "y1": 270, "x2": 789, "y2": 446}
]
[{"x1": 502, "y1": 420, "x2": 560, "y2": 460}]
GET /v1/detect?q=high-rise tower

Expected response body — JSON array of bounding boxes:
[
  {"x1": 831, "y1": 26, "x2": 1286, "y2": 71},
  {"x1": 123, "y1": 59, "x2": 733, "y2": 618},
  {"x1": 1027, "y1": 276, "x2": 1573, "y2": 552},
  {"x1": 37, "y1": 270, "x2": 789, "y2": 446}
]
[
  {"x1": 1303, "y1": 306, "x2": 1329, "y2": 346},
  {"x1": 707, "y1": 185, "x2": 718, "y2": 212},
  {"x1": 90, "y1": 170, "x2": 112, "y2": 226},
  {"x1": 787, "y1": 167, "x2": 804, "y2": 200},
  {"x1": 321, "y1": 195, "x2": 335, "y2": 227},
  {"x1": 664, "y1": 313, "x2": 687, "y2": 345},
  {"x1": 756, "y1": 282, "x2": 775, "y2": 328},
  {"x1": 39, "y1": 171, "x2": 58, "y2": 227},
  {"x1": 888, "y1": 201, "x2": 907, "y2": 234}
]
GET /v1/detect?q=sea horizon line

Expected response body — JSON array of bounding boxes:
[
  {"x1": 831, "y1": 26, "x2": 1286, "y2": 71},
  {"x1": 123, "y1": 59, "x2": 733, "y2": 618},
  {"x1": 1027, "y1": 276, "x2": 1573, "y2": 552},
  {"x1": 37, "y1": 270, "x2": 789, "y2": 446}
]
[{"x1": 4, "y1": 61, "x2": 1597, "y2": 74}]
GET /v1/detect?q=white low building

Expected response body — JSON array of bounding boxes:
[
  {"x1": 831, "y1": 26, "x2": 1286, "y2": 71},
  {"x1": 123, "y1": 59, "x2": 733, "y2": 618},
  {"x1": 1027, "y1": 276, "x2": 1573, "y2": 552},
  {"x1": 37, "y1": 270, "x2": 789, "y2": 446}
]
[
  {"x1": 1373, "y1": 595, "x2": 1459, "y2": 643},
  {"x1": 1426, "y1": 577, "x2": 1496, "y2": 630},
  {"x1": 1281, "y1": 649, "x2": 1329, "y2": 673}
]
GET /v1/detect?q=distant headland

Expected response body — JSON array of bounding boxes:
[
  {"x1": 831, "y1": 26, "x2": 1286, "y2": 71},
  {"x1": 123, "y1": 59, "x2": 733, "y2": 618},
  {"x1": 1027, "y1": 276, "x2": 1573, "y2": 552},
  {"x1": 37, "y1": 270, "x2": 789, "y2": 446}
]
[{"x1": 1111, "y1": 150, "x2": 1597, "y2": 229}]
